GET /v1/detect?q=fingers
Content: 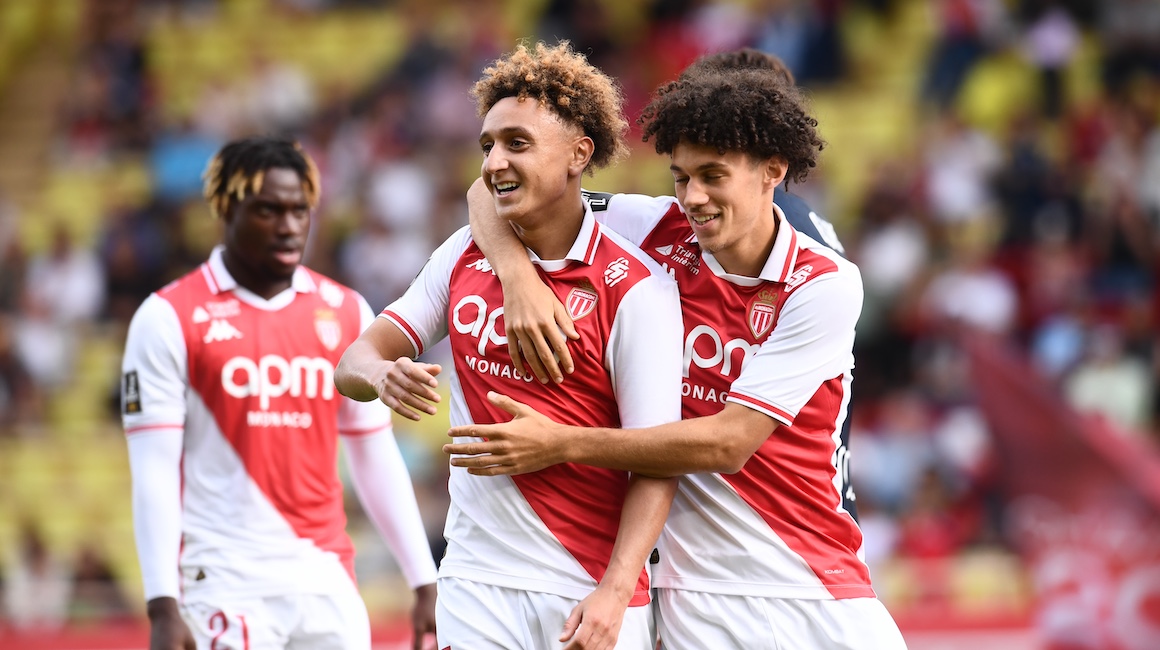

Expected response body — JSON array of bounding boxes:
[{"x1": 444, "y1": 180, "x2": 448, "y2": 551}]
[
  {"x1": 528, "y1": 328, "x2": 564, "y2": 384},
  {"x1": 487, "y1": 391, "x2": 525, "y2": 417},
  {"x1": 508, "y1": 337, "x2": 530, "y2": 382},
  {"x1": 560, "y1": 606, "x2": 582, "y2": 642},
  {"x1": 553, "y1": 300, "x2": 580, "y2": 342}
]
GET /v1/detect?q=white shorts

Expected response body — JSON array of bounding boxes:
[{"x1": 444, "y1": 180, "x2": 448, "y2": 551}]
[
  {"x1": 656, "y1": 589, "x2": 907, "y2": 650},
  {"x1": 180, "y1": 577, "x2": 370, "y2": 650},
  {"x1": 437, "y1": 576, "x2": 656, "y2": 649}
]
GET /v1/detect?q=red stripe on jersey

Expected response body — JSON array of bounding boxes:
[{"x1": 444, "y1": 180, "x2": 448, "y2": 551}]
[
  {"x1": 125, "y1": 423, "x2": 185, "y2": 435},
  {"x1": 200, "y1": 264, "x2": 218, "y2": 294},
  {"x1": 582, "y1": 228, "x2": 601, "y2": 265},
  {"x1": 382, "y1": 311, "x2": 425, "y2": 356},
  {"x1": 778, "y1": 227, "x2": 799, "y2": 282},
  {"x1": 723, "y1": 376, "x2": 873, "y2": 599},
  {"x1": 338, "y1": 425, "x2": 388, "y2": 437},
  {"x1": 727, "y1": 392, "x2": 794, "y2": 425}
]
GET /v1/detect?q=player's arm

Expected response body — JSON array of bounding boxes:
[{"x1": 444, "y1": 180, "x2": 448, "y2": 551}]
[
  {"x1": 122, "y1": 296, "x2": 196, "y2": 650},
  {"x1": 448, "y1": 267, "x2": 862, "y2": 477},
  {"x1": 334, "y1": 318, "x2": 441, "y2": 420},
  {"x1": 561, "y1": 271, "x2": 682, "y2": 648},
  {"x1": 467, "y1": 176, "x2": 577, "y2": 384},
  {"x1": 336, "y1": 229, "x2": 462, "y2": 420}
]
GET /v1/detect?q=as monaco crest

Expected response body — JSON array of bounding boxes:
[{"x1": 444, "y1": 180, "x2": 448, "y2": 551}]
[
  {"x1": 567, "y1": 281, "x2": 598, "y2": 320},
  {"x1": 748, "y1": 290, "x2": 778, "y2": 339},
  {"x1": 315, "y1": 309, "x2": 342, "y2": 351}
]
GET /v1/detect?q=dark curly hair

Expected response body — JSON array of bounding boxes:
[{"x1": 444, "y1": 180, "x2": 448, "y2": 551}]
[
  {"x1": 639, "y1": 68, "x2": 824, "y2": 184},
  {"x1": 680, "y1": 48, "x2": 795, "y2": 86},
  {"x1": 471, "y1": 41, "x2": 628, "y2": 172}
]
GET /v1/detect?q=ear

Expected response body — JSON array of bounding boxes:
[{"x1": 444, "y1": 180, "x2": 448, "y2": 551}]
[
  {"x1": 568, "y1": 136, "x2": 595, "y2": 177},
  {"x1": 763, "y1": 156, "x2": 789, "y2": 192}
]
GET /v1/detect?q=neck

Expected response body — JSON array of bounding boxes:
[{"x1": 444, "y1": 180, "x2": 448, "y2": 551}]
[
  {"x1": 715, "y1": 204, "x2": 779, "y2": 277},
  {"x1": 512, "y1": 195, "x2": 585, "y2": 261},
  {"x1": 222, "y1": 248, "x2": 292, "y2": 300}
]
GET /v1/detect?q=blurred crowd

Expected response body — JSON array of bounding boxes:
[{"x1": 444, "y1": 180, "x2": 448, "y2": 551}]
[{"x1": 1, "y1": 0, "x2": 1158, "y2": 631}]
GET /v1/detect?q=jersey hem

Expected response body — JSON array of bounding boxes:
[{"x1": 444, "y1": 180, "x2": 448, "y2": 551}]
[
  {"x1": 726, "y1": 391, "x2": 794, "y2": 426},
  {"x1": 439, "y1": 565, "x2": 651, "y2": 606},
  {"x1": 653, "y1": 575, "x2": 875, "y2": 600}
]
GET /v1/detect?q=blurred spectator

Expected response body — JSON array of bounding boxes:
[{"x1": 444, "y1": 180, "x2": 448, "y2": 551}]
[
  {"x1": 1099, "y1": 0, "x2": 1160, "y2": 98},
  {"x1": 922, "y1": 110, "x2": 1003, "y2": 225},
  {"x1": 1018, "y1": 0, "x2": 1080, "y2": 118},
  {"x1": 0, "y1": 317, "x2": 39, "y2": 432},
  {"x1": 2, "y1": 524, "x2": 72, "y2": 630},
  {"x1": 921, "y1": 0, "x2": 1008, "y2": 109},
  {"x1": 68, "y1": 544, "x2": 130, "y2": 621},
  {"x1": 23, "y1": 225, "x2": 106, "y2": 326},
  {"x1": 246, "y1": 56, "x2": 317, "y2": 133},
  {"x1": 1064, "y1": 324, "x2": 1154, "y2": 432}
]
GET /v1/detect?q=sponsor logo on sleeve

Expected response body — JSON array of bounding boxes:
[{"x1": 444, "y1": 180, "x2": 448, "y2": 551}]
[
  {"x1": 748, "y1": 289, "x2": 778, "y2": 339},
  {"x1": 465, "y1": 257, "x2": 494, "y2": 274},
  {"x1": 123, "y1": 371, "x2": 141, "y2": 414},
  {"x1": 566, "y1": 280, "x2": 598, "y2": 320},
  {"x1": 315, "y1": 309, "x2": 342, "y2": 351},
  {"x1": 786, "y1": 265, "x2": 814, "y2": 290}
]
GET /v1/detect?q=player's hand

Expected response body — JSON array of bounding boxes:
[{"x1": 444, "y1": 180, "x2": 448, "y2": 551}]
[
  {"x1": 411, "y1": 582, "x2": 438, "y2": 650},
  {"x1": 374, "y1": 357, "x2": 442, "y2": 421},
  {"x1": 146, "y1": 597, "x2": 196, "y2": 650},
  {"x1": 443, "y1": 391, "x2": 565, "y2": 475},
  {"x1": 560, "y1": 583, "x2": 632, "y2": 650},
  {"x1": 501, "y1": 275, "x2": 578, "y2": 385}
]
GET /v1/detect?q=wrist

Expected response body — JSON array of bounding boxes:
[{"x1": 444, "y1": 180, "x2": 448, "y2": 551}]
[{"x1": 146, "y1": 596, "x2": 181, "y2": 621}]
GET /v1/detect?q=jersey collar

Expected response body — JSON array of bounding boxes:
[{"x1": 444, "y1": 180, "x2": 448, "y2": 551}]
[
  {"x1": 699, "y1": 202, "x2": 799, "y2": 287},
  {"x1": 527, "y1": 201, "x2": 601, "y2": 271},
  {"x1": 205, "y1": 245, "x2": 317, "y2": 298}
]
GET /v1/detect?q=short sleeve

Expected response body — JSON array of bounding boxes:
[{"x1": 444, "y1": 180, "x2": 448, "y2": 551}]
[
  {"x1": 121, "y1": 294, "x2": 188, "y2": 435},
  {"x1": 726, "y1": 268, "x2": 863, "y2": 425},
  {"x1": 605, "y1": 273, "x2": 684, "y2": 429}
]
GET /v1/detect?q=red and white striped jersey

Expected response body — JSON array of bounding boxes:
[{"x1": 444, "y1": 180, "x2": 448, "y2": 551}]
[
  {"x1": 595, "y1": 193, "x2": 873, "y2": 600},
  {"x1": 121, "y1": 247, "x2": 392, "y2": 598},
  {"x1": 382, "y1": 207, "x2": 683, "y2": 605}
]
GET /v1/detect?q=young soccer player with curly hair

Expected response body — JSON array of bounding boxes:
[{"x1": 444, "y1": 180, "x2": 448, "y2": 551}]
[{"x1": 336, "y1": 42, "x2": 683, "y2": 649}]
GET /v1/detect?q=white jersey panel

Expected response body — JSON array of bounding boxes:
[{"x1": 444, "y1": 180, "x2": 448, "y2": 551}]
[{"x1": 593, "y1": 193, "x2": 679, "y2": 248}]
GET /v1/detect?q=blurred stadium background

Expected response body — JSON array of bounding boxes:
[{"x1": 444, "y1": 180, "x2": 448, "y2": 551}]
[{"x1": 0, "y1": 0, "x2": 1157, "y2": 648}]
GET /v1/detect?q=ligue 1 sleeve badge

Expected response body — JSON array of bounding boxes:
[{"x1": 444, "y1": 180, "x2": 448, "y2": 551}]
[
  {"x1": 567, "y1": 279, "x2": 599, "y2": 320},
  {"x1": 748, "y1": 289, "x2": 778, "y2": 339},
  {"x1": 314, "y1": 309, "x2": 342, "y2": 351}
]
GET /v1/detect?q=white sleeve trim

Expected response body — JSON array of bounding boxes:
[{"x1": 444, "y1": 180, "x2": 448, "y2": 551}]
[
  {"x1": 127, "y1": 430, "x2": 184, "y2": 601},
  {"x1": 341, "y1": 430, "x2": 438, "y2": 589}
]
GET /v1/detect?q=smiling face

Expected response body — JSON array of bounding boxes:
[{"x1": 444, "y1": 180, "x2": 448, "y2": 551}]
[
  {"x1": 670, "y1": 141, "x2": 787, "y2": 275},
  {"x1": 479, "y1": 96, "x2": 593, "y2": 230},
  {"x1": 221, "y1": 166, "x2": 311, "y2": 298}
]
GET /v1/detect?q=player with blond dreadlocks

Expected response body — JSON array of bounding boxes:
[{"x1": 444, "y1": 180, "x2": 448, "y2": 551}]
[{"x1": 122, "y1": 136, "x2": 438, "y2": 650}]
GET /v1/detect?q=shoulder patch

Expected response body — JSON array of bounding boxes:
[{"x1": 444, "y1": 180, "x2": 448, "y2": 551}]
[{"x1": 123, "y1": 371, "x2": 142, "y2": 414}]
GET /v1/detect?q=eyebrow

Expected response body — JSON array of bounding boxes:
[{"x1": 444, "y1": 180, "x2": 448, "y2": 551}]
[
  {"x1": 479, "y1": 125, "x2": 534, "y2": 143},
  {"x1": 670, "y1": 161, "x2": 729, "y2": 174}
]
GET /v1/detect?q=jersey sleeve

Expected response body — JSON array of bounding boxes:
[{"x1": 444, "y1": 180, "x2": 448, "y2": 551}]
[
  {"x1": 379, "y1": 226, "x2": 472, "y2": 356},
  {"x1": 605, "y1": 273, "x2": 684, "y2": 429},
  {"x1": 122, "y1": 294, "x2": 188, "y2": 436},
  {"x1": 339, "y1": 293, "x2": 395, "y2": 435},
  {"x1": 726, "y1": 268, "x2": 863, "y2": 425},
  {"x1": 588, "y1": 193, "x2": 677, "y2": 248}
]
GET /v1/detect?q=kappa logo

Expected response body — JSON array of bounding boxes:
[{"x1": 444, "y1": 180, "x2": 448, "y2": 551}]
[
  {"x1": 204, "y1": 319, "x2": 243, "y2": 344},
  {"x1": 604, "y1": 257, "x2": 630, "y2": 287},
  {"x1": 465, "y1": 257, "x2": 494, "y2": 274},
  {"x1": 655, "y1": 245, "x2": 673, "y2": 256},
  {"x1": 566, "y1": 281, "x2": 598, "y2": 320},
  {"x1": 786, "y1": 265, "x2": 814, "y2": 290},
  {"x1": 748, "y1": 289, "x2": 779, "y2": 339},
  {"x1": 319, "y1": 280, "x2": 345, "y2": 309},
  {"x1": 192, "y1": 306, "x2": 210, "y2": 324}
]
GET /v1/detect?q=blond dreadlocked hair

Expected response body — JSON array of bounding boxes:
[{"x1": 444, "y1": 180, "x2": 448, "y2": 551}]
[
  {"x1": 202, "y1": 137, "x2": 321, "y2": 219},
  {"x1": 470, "y1": 40, "x2": 628, "y2": 172}
]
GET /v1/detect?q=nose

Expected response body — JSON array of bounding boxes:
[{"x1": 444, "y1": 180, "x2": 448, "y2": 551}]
[
  {"x1": 483, "y1": 148, "x2": 508, "y2": 176},
  {"x1": 275, "y1": 209, "x2": 308, "y2": 237},
  {"x1": 682, "y1": 179, "x2": 708, "y2": 210}
]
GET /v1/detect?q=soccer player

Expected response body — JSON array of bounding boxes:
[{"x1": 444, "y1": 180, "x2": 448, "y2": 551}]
[
  {"x1": 445, "y1": 66, "x2": 908, "y2": 649},
  {"x1": 334, "y1": 42, "x2": 683, "y2": 650},
  {"x1": 121, "y1": 137, "x2": 438, "y2": 650}
]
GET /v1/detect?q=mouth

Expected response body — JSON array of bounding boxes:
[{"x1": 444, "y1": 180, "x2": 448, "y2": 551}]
[
  {"x1": 271, "y1": 246, "x2": 303, "y2": 267},
  {"x1": 689, "y1": 213, "x2": 719, "y2": 226},
  {"x1": 493, "y1": 181, "x2": 520, "y2": 198}
]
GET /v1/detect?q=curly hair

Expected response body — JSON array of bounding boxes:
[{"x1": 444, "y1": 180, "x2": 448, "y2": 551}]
[
  {"x1": 681, "y1": 48, "x2": 795, "y2": 86},
  {"x1": 639, "y1": 69, "x2": 824, "y2": 184},
  {"x1": 202, "y1": 137, "x2": 320, "y2": 219},
  {"x1": 471, "y1": 41, "x2": 628, "y2": 172}
]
